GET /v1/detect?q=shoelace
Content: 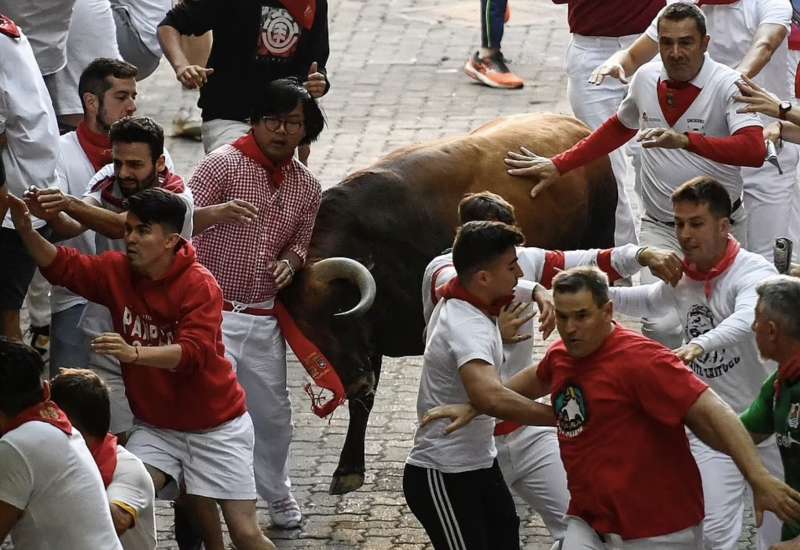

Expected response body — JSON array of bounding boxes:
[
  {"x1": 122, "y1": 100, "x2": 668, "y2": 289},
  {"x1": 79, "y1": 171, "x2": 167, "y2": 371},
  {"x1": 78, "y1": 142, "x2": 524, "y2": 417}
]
[{"x1": 271, "y1": 498, "x2": 299, "y2": 513}]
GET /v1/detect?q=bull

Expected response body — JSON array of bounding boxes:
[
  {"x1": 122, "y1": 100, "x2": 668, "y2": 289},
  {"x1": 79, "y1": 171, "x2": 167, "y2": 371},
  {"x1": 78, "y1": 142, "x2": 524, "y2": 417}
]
[{"x1": 279, "y1": 112, "x2": 618, "y2": 495}]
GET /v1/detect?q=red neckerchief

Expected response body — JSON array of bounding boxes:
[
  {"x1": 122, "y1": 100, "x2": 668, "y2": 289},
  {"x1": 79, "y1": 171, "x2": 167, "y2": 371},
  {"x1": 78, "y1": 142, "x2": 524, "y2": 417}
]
[
  {"x1": 438, "y1": 277, "x2": 513, "y2": 317},
  {"x1": 682, "y1": 237, "x2": 741, "y2": 298},
  {"x1": 76, "y1": 122, "x2": 112, "y2": 172},
  {"x1": 91, "y1": 170, "x2": 185, "y2": 210},
  {"x1": 775, "y1": 353, "x2": 800, "y2": 400},
  {"x1": 657, "y1": 78, "x2": 702, "y2": 127},
  {"x1": 0, "y1": 14, "x2": 20, "y2": 38},
  {"x1": 273, "y1": 301, "x2": 346, "y2": 418},
  {"x1": 278, "y1": 0, "x2": 316, "y2": 29},
  {"x1": 89, "y1": 433, "x2": 118, "y2": 488},
  {"x1": 232, "y1": 133, "x2": 290, "y2": 187},
  {"x1": 3, "y1": 400, "x2": 72, "y2": 436}
]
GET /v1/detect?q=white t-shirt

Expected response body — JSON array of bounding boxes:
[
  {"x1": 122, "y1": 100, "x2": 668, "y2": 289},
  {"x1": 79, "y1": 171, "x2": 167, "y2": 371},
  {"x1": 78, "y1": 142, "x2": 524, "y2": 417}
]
[
  {"x1": 0, "y1": 422, "x2": 122, "y2": 550},
  {"x1": 407, "y1": 298, "x2": 504, "y2": 473},
  {"x1": 50, "y1": 131, "x2": 98, "y2": 314},
  {"x1": 646, "y1": 0, "x2": 792, "y2": 99},
  {"x1": 617, "y1": 55, "x2": 763, "y2": 222},
  {"x1": 0, "y1": 0, "x2": 76, "y2": 75},
  {"x1": 0, "y1": 29, "x2": 60, "y2": 229},
  {"x1": 109, "y1": 446, "x2": 156, "y2": 550},
  {"x1": 115, "y1": 0, "x2": 171, "y2": 56},
  {"x1": 609, "y1": 248, "x2": 777, "y2": 413}
]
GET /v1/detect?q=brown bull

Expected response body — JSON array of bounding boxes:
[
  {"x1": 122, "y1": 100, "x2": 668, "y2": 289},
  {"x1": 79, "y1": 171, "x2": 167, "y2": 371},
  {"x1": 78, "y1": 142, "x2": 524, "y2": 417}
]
[{"x1": 280, "y1": 113, "x2": 618, "y2": 494}]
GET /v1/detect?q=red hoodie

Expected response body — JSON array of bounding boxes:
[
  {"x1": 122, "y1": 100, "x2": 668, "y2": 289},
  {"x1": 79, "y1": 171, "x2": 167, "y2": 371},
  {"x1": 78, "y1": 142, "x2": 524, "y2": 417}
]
[{"x1": 41, "y1": 242, "x2": 247, "y2": 431}]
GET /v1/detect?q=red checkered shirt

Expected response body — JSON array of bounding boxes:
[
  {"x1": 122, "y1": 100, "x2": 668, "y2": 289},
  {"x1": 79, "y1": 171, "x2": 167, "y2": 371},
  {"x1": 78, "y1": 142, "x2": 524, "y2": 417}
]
[{"x1": 189, "y1": 144, "x2": 321, "y2": 304}]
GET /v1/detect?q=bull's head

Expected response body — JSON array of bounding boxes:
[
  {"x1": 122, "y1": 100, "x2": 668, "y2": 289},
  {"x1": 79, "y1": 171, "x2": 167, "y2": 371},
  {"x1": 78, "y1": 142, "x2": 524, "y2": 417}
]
[{"x1": 281, "y1": 257, "x2": 379, "y2": 403}]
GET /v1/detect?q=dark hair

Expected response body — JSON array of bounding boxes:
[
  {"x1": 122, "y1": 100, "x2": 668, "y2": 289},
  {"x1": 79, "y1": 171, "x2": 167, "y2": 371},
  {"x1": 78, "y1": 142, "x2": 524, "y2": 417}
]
[
  {"x1": 109, "y1": 116, "x2": 164, "y2": 162},
  {"x1": 249, "y1": 78, "x2": 326, "y2": 145},
  {"x1": 657, "y1": 2, "x2": 707, "y2": 37},
  {"x1": 458, "y1": 191, "x2": 516, "y2": 225},
  {"x1": 78, "y1": 57, "x2": 138, "y2": 111},
  {"x1": 0, "y1": 337, "x2": 45, "y2": 417},
  {"x1": 671, "y1": 176, "x2": 732, "y2": 220},
  {"x1": 51, "y1": 369, "x2": 110, "y2": 438},
  {"x1": 757, "y1": 276, "x2": 800, "y2": 341},
  {"x1": 452, "y1": 221, "x2": 524, "y2": 281},
  {"x1": 552, "y1": 267, "x2": 610, "y2": 308},
  {"x1": 127, "y1": 188, "x2": 186, "y2": 234}
]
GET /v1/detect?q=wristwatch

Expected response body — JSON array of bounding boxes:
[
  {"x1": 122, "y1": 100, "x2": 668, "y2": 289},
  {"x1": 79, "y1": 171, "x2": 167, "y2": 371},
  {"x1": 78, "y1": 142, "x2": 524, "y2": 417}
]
[{"x1": 779, "y1": 101, "x2": 792, "y2": 120}]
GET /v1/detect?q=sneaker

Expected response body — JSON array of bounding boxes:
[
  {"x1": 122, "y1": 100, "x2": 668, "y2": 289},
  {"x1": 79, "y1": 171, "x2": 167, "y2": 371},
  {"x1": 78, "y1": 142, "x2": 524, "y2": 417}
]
[
  {"x1": 24, "y1": 324, "x2": 50, "y2": 358},
  {"x1": 172, "y1": 104, "x2": 202, "y2": 141},
  {"x1": 463, "y1": 50, "x2": 524, "y2": 89},
  {"x1": 268, "y1": 495, "x2": 302, "y2": 529}
]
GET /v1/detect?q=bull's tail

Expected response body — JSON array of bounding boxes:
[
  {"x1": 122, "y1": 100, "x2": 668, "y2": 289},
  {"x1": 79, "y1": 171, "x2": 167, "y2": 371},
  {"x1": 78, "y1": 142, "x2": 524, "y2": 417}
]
[{"x1": 583, "y1": 158, "x2": 618, "y2": 249}]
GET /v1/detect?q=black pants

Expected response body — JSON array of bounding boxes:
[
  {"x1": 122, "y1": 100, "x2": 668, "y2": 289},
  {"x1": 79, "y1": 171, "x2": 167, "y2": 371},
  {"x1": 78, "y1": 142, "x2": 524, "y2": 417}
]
[
  {"x1": 480, "y1": 0, "x2": 507, "y2": 49},
  {"x1": 403, "y1": 460, "x2": 520, "y2": 550}
]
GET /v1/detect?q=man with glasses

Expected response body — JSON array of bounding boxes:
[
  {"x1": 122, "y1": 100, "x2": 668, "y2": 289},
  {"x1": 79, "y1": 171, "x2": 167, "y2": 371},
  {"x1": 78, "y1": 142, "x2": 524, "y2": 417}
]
[{"x1": 188, "y1": 78, "x2": 325, "y2": 529}]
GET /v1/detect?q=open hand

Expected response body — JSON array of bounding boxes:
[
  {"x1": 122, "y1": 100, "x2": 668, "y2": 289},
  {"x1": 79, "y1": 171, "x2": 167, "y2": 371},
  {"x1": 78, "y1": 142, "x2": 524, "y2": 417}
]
[
  {"x1": 498, "y1": 302, "x2": 535, "y2": 344},
  {"x1": 421, "y1": 403, "x2": 479, "y2": 434},
  {"x1": 751, "y1": 473, "x2": 800, "y2": 527},
  {"x1": 504, "y1": 146, "x2": 559, "y2": 199},
  {"x1": 589, "y1": 60, "x2": 629, "y2": 86},
  {"x1": 735, "y1": 76, "x2": 781, "y2": 119},
  {"x1": 91, "y1": 333, "x2": 137, "y2": 363}
]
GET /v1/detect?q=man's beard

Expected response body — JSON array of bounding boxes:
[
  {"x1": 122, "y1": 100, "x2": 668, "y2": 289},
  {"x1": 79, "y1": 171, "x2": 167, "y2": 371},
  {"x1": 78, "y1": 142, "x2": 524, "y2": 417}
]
[
  {"x1": 95, "y1": 100, "x2": 113, "y2": 134},
  {"x1": 117, "y1": 168, "x2": 158, "y2": 198}
]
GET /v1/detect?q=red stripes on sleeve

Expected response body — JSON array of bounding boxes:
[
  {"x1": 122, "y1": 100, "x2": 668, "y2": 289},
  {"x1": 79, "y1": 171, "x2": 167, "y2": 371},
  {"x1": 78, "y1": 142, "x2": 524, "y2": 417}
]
[
  {"x1": 685, "y1": 126, "x2": 766, "y2": 168},
  {"x1": 552, "y1": 115, "x2": 638, "y2": 174}
]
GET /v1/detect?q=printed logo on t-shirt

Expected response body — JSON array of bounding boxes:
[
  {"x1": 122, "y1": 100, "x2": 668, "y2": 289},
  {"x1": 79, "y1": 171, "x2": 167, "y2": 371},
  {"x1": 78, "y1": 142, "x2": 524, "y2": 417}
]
[
  {"x1": 686, "y1": 118, "x2": 706, "y2": 134},
  {"x1": 789, "y1": 403, "x2": 800, "y2": 430},
  {"x1": 642, "y1": 112, "x2": 664, "y2": 124},
  {"x1": 554, "y1": 384, "x2": 588, "y2": 438},
  {"x1": 685, "y1": 304, "x2": 741, "y2": 378},
  {"x1": 122, "y1": 306, "x2": 176, "y2": 346},
  {"x1": 257, "y1": 6, "x2": 301, "y2": 59}
]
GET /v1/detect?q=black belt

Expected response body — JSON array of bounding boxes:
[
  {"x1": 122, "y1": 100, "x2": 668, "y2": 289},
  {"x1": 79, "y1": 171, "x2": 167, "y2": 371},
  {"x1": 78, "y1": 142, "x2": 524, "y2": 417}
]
[{"x1": 653, "y1": 197, "x2": 742, "y2": 227}]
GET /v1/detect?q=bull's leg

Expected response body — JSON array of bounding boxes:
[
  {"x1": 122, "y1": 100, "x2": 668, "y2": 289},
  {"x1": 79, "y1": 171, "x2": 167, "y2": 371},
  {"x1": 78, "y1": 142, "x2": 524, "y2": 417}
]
[{"x1": 329, "y1": 354, "x2": 382, "y2": 495}]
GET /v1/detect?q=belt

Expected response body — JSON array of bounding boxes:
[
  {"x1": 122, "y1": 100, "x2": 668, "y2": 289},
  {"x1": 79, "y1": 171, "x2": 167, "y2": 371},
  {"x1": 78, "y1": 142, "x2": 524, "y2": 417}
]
[
  {"x1": 652, "y1": 197, "x2": 742, "y2": 227},
  {"x1": 494, "y1": 420, "x2": 522, "y2": 436},
  {"x1": 222, "y1": 300, "x2": 274, "y2": 316}
]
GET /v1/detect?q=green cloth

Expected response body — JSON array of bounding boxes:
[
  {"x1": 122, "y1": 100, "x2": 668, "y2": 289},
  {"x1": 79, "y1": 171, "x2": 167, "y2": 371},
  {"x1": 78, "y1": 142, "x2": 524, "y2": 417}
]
[{"x1": 741, "y1": 371, "x2": 800, "y2": 540}]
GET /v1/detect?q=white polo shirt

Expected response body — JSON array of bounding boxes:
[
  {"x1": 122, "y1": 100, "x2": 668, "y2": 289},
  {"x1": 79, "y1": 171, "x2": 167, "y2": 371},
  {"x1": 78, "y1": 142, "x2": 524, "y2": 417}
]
[
  {"x1": 646, "y1": 0, "x2": 792, "y2": 99},
  {"x1": 617, "y1": 55, "x2": 763, "y2": 222},
  {"x1": 0, "y1": 27, "x2": 60, "y2": 229},
  {"x1": 115, "y1": 0, "x2": 172, "y2": 56},
  {"x1": 0, "y1": 421, "x2": 123, "y2": 550},
  {"x1": 609, "y1": 247, "x2": 778, "y2": 413},
  {"x1": 109, "y1": 446, "x2": 156, "y2": 550}
]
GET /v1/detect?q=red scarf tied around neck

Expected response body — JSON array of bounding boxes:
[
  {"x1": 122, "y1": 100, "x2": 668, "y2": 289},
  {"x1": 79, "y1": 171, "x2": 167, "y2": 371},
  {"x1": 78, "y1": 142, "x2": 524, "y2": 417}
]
[
  {"x1": 682, "y1": 237, "x2": 740, "y2": 298},
  {"x1": 774, "y1": 353, "x2": 800, "y2": 400},
  {"x1": 3, "y1": 399, "x2": 72, "y2": 436},
  {"x1": 232, "y1": 133, "x2": 291, "y2": 187},
  {"x1": 438, "y1": 277, "x2": 513, "y2": 317},
  {"x1": 76, "y1": 122, "x2": 113, "y2": 172},
  {"x1": 89, "y1": 433, "x2": 119, "y2": 488}
]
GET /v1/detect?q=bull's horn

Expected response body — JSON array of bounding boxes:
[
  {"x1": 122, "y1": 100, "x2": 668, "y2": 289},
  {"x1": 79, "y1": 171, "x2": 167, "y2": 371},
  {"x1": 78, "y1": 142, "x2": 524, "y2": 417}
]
[{"x1": 310, "y1": 257, "x2": 376, "y2": 317}]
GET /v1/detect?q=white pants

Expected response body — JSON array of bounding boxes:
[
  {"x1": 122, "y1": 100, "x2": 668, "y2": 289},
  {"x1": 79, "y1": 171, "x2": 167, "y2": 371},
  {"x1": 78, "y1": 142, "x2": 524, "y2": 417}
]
[
  {"x1": 24, "y1": 269, "x2": 51, "y2": 327},
  {"x1": 201, "y1": 119, "x2": 250, "y2": 154},
  {"x1": 689, "y1": 433, "x2": 783, "y2": 550},
  {"x1": 495, "y1": 426, "x2": 569, "y2": 541},
  {"x1": 563, "y1": 516, "x2": 703, "y2": 549},
  {"x1": 222, "y1": 304, "x2": 293, "y2": 503},
  {"x1": 637, "y1": 209, "x2": 748, "y2": 349},
  {"x1": 742, "y1": 143, "x2": 800, "y2": 262},
  {"x1": 565, "y1": 33, "x2": 640, "y2": 247}
]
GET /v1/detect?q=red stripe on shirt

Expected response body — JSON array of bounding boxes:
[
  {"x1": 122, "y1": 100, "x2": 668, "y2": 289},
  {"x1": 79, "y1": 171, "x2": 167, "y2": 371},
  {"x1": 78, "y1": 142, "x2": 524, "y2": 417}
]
[
  {"x1": 540, "y1": 250, "x2": 566, "y2": 288},
  {"x1": 596, "y1": 249, "x2": 623, "y2": 283},
  {"x1": 686, "y1": 126, "x2": 765, "y2": 168},
  {"x1": 552, "y1": 115, "x2": 637, "y2": 174}
]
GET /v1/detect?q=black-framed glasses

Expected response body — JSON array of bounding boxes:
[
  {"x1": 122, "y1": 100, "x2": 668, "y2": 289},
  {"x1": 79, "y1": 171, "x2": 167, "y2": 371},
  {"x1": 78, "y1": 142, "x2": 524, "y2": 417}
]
[{"x1": 261, "y1": 116, "x2": 304, "y2": 134}]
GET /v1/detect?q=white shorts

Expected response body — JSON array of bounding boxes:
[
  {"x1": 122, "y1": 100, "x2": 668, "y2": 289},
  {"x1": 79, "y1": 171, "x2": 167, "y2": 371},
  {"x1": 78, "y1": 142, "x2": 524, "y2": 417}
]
[{"x1": 126, "y1": 412, "x2": 257, "y2": 501}]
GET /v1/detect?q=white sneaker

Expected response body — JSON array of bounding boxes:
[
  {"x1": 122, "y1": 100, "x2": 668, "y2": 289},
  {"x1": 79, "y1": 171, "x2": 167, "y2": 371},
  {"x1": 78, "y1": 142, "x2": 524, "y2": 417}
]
[
  {"x1": 172, "y1": 102, "x2": 202, "y2": 140},
  {"x1": 268, "y1": 495, "x2": 302, "y2": 529}
]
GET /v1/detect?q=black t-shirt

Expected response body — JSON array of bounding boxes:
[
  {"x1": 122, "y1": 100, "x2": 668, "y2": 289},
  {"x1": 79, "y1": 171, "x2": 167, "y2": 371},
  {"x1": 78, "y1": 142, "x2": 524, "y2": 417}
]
[{"x1": 160, "y1": 0, "x2": 329, "y2": 122}]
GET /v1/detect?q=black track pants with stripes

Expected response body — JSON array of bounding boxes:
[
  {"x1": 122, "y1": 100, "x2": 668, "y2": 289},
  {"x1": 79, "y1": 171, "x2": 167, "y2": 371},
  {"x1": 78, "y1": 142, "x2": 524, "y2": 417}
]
[{"x1": 403, "y1": 460, "x2": 520, "y2": 550}]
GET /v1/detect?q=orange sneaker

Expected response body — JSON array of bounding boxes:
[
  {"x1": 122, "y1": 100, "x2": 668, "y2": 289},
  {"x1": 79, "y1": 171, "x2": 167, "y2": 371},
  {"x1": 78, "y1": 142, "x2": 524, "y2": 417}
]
[{"x1": 463, "y1": 51, "x2": 524, "y2": 89}]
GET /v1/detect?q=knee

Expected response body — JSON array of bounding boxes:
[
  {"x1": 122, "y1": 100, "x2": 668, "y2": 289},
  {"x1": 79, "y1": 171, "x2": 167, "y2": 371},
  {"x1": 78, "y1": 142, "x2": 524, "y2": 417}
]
[{"x1": 228, "y1": 522, "x2": 274, "y2": 550}]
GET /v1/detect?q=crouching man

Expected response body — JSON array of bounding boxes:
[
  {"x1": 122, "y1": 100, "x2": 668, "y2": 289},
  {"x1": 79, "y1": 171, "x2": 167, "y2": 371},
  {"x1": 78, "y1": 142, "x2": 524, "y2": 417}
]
[
  {"x1": 424, "y1": 266, "x2": 800, "y2": 548},
  {"x1": 7, "y1": 188, "x2": 275, "y2": 550}
]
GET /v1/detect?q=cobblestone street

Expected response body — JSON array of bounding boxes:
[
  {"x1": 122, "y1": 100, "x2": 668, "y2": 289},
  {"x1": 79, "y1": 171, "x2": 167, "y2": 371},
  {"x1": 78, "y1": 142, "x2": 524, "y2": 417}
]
[{"x1": 4, "y1": 0, "x2": 760, "y2": 548}]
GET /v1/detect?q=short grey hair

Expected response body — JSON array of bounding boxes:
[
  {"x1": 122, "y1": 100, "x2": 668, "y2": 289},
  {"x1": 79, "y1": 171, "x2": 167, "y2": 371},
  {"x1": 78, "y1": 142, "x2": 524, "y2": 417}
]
[
  {"x1": 756, "y1": 276, "x2": 800, "y2": 340},
  {"x1": 553, "y1": 266, "x2": 610, "y2": 308}
]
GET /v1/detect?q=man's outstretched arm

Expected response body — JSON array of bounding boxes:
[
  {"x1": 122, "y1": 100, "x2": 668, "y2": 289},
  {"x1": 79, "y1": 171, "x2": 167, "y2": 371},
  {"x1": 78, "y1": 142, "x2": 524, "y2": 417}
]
[{"x1": 7, "y1": 194, "x2": 57, "y2": 267}]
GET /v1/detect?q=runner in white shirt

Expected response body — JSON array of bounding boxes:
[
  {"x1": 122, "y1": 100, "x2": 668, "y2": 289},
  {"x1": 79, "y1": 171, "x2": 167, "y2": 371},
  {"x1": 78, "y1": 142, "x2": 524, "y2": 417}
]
[
  {"x1": 0, "y1": 338, "x2": 122, "y2": 550},
  {"x1": 594, "y1": 0, "x2": 797, "y2": 263},
  {"x1": 111, "y1": 0, "x2": 172, "y2": 80},
  {"x1": 0, "y1": 15, "x2": 61, "y2": 342},
  {"x1": 50, "y1": 58, "x2": 138, "y2": 377},
  {"x1": 404, "y1": 221, "x2": 557, "y2": 550},
  {"x1": 0, "y1": 0, "x2": 76, "y2": 77},
  {"x1": 51, "y1": 368, "x2": 157, "y2": 550},
  {"x1": 608, "y1": 176, "x2": 783, "y2": 550},
  {"x1": 505, "y1": 3, "x2": 764, "y2": 351}
]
